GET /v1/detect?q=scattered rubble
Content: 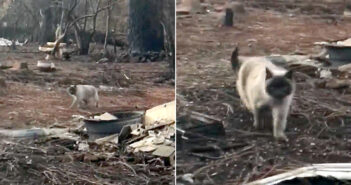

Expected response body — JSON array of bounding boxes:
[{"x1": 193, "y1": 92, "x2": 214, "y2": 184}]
[
  {"x1": 0, "y1": 101, "x2": 175, "y2": 184},
  {"x1": 38, "y1": 42, "x2": 76, "y2": 60},
  {"x1": 0, "y1": 38, "x2": 23, "y2": 46},
  {"x1": 127, "y1": 101, "x2": 175, "y2": 164}
]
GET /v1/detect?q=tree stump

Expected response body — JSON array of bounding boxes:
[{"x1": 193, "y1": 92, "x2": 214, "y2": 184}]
[
  {"x1": 223, "y1": 8, "x2": 234, "y2": 26},
  {"x1": 223, "y1": 1, "x2": 246, "y2": 25},
  {"x1": 0, "y1": 77, "x2": 7, "y2": 95},
  {"x1": 0, "y1": 78, "x2": 7, "y2": 88},
  {"x1": 12, "y1": 62, "x2": 28, "y2": 70},
  {"x1": 20, "y1": 62, "x2": 28, "y2": 70}
]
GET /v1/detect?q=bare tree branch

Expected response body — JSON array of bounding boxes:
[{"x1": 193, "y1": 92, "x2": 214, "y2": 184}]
[
  {"x1": 104, "y1": 0, "x2": 112, "y2": 52},
  {"x1": 64, "y1": 1, "x2": 115, "y2": 35},
  {"x1": 51, "y1": 0, "x2": 115, "y2": 56}
]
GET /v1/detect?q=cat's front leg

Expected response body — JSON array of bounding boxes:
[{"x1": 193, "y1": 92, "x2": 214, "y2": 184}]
[
  {"x1": 272, "y1": 106, "x2": 289, "y2": 141},
  {"x1": 253, "y1": 108, "x2": 260, "y2": 129}
]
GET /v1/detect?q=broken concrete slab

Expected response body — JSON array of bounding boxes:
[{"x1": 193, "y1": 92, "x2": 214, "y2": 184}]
[
  {"x1": 152, "y1": 145, "x2": 175, "y2": 166},
  {"x1": 152, "y1": 145, "x2": 175, "y2": 158},
  {"x1": 144, "y1": 101, "x2": 175, "y2": 126},
  {"x1": 95, "y1": 133, "x2": 119, "y2": 145},
  {"x1": 129, "y1": 136, "x2": 158, "y2": 152},
  {"x1": 338, "y1": 63, "x2": 351, "y2": 72}
]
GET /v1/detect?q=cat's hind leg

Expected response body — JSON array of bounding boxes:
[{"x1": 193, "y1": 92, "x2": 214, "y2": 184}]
[
  {"x1": 253, "y1": 105, "x2": 270, "y2": 129},
  {"x1": 253, "y1": 108, "x2": 263, "y2": 129}
]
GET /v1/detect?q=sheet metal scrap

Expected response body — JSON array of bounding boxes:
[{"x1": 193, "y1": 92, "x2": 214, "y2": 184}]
[{"x1": 247, "y1": 163, "x2": 351, "y2": 185}]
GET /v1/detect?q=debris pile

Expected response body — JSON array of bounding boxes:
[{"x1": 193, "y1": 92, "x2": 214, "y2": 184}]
[
  {"x1": 0, "y1": 101, "x2": 175, "y2": 184},
  {"x1": 127, "y1": 101, "x2": 175, "y2": 165},
  {"x1": 38, "y1": 41, "x2": 76, "y2": 61},
  {"x1": 0, "y1": 38, "x2": 23, "y2": 46}
]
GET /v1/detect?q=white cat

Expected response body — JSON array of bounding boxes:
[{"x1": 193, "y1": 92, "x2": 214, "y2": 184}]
[
  {"x1": 67, "y1": 85, "x2": 99, "y2": 109},
  {"x1": 231, "y1": 48, "x2": 295, "y2": 141}
]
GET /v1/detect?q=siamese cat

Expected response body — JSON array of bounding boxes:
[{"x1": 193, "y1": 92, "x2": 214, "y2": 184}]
[
  {"x1": 231, "y1": 48, "x2": 295, "y2": 141},
  {"x1": 67, "y1": 85, "x2": 99, "y2": 109}
]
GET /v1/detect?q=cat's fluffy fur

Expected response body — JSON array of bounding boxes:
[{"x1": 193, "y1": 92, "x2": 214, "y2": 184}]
[
  {"x1": 231, "y1": 48, "x2": 295, "y2": 141},
  {"x1": 67, "y1": 85, "x2": 99, "y2": 109}
]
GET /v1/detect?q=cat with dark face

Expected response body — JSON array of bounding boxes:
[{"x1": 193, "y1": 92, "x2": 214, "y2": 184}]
[
  {"x1": 67, "y1": 85, "x2": 99, "y2": 109},
  {"x1": 231, "y1": 48, "x2": 295, "y2": 141}
]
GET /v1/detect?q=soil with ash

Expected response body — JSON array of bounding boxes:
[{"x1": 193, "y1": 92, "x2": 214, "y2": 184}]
[
  {"x1": 0, "y1": 44, "x2": 174, "y2": 184},
  {"x1": 0, "y1": 45, "x2": 174, "y2": 129},
  {"x1": 177, "y1": 0, "x2": 351, "y2": 184}
]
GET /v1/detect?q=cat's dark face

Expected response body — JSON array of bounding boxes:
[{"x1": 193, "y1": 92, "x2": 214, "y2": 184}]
[
  {"x1": 265, "y1": 70, "x2": 293, "y2": 100},
  {"x1": 68, "y1": 85, "x2": 77, "y2": 95}
]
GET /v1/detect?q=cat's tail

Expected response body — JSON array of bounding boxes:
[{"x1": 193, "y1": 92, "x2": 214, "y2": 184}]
[{"x1": 231, "y1": 47, "x2": 240, "y2": 71}]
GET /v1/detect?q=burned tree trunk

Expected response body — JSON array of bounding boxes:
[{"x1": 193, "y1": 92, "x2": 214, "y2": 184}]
[
  {"x1": 128, "y1": 0, "x2": 164, "y2": 55},
  {"x1": 79, "y1": 31, "x2": 91, "y2": 55},
  {"x1": 39, "y1": 7, "x2": 61, "y2": 45},
  {"x1": 39, "y1": 9, "x2": 54, "y2": 45},
  {"x1": 161, "y1": 0, "x2": 175, "y2": 77},
  {"x1": 77, "y1": 0, "x2": 101, "y2": 55}
]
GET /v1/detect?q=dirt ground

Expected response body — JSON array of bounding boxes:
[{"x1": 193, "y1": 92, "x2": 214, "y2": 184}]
[
  {"x1": 176, "y1": 0, "x2": 351, "y2": 184},
  {"x1": 0, "y1": 44, "x2": 175, "y2": 184},
  {"x1": 0, "y1": 45, "x2": 174, "y2": 129}
]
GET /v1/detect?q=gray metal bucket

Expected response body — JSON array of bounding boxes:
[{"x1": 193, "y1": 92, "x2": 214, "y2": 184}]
[
  {"x1": 326, "y1": 45, "x2": 351, "y2": 65},
  {"x1": 84, "y1": 111, "x2": 144, "y2": 139}
]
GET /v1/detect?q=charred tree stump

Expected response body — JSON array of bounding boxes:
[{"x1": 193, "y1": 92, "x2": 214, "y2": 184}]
[
  {"x1": 224, "y1": 8, "x2": 234, "y2": 27},
  {"x1": 128, "y1": 0, "x2": 164, "y2": 56},
  {"x1": 79, "y1": 31, "x2": 91, "y2": 55}
]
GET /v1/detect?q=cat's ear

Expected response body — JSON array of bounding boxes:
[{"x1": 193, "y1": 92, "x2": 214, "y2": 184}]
[
  {"x1": 285, "y1": 70, "x2": 293, "y2": 79},
  {"x1": 266, "y1": 68, "x2": 273, "y2": 79}
]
